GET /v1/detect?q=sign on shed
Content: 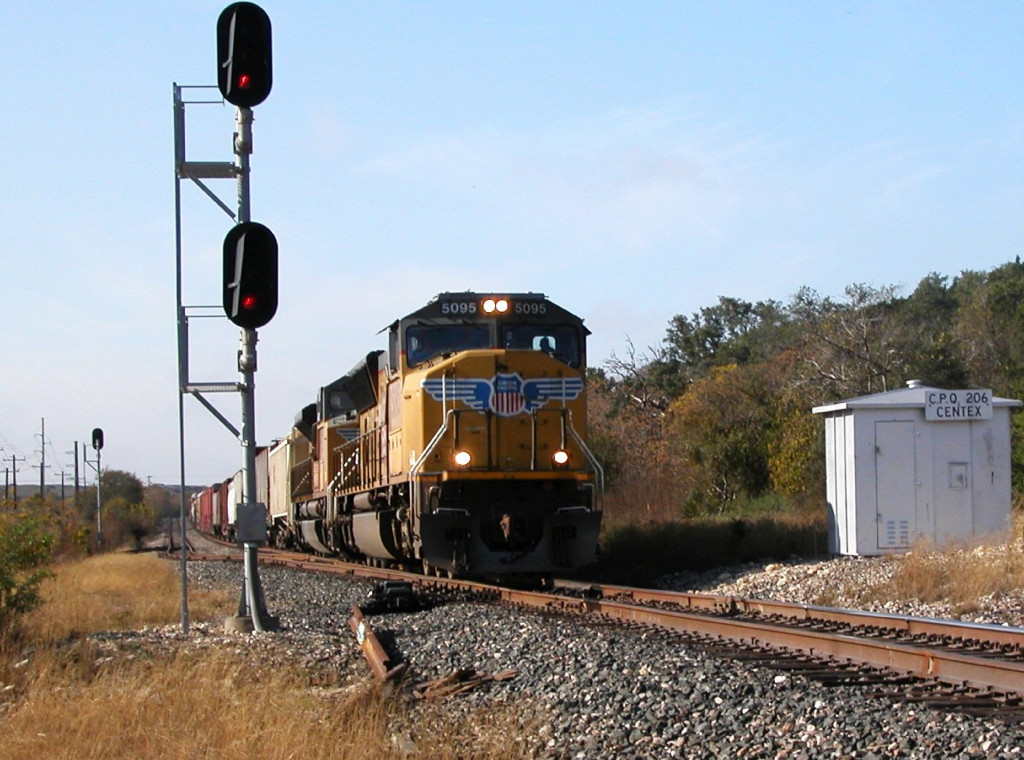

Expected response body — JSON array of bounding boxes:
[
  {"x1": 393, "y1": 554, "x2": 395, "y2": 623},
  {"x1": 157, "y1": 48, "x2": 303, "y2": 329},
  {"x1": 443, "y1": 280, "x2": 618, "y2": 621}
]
[{"x1": 924, "y1": 389, "x2": 993, "y2": 421}]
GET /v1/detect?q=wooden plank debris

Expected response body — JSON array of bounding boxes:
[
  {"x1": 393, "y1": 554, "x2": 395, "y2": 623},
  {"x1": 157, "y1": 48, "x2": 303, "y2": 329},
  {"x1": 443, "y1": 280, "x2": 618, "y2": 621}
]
[{"x1": 412, "y1": 668, "x2": 519, "y2": 699}]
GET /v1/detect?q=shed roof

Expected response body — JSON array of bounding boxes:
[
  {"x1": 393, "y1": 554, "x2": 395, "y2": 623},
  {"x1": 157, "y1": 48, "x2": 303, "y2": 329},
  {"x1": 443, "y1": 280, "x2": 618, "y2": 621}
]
[{"x1": 812, "y1": 382, "x2": 1022, "y2": 416}]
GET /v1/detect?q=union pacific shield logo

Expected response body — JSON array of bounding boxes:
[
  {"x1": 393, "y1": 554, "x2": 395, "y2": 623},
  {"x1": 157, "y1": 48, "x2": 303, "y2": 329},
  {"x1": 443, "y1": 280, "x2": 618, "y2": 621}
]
[
  {"x1": 493, "y1": 372, "x2": 525, "y2": 416},
  {"x1": 421, "y1": 374, "x2": 585, "y2": 417}
]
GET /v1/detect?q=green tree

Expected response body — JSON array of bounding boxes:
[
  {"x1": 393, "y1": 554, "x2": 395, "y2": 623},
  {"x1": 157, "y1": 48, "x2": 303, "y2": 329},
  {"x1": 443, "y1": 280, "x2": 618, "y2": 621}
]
[
  {"x1": 952, "y1": 260, "x2": 1024, "y2": 398},
  {"x1": 103, "y1": 498, "x2": 158, "y2": 551},
  {"x1": 78, "y1": 471, "x2": 151, "y2": 551},
  {"x1": 669, "y1": 364, "x2": 774, "y2": 511},
  {"x1": 766, "y1": 375, "x2": 824, "y2": 499},
  {"x1": 663, "y1": 296, "x2": 795, "y2": 381},
  {"x1": 100, "y1": 470, "x2": 145, "y2": 505},
  {"x1": 895, "y1": 273, "x2": 969, "y2": 389}
]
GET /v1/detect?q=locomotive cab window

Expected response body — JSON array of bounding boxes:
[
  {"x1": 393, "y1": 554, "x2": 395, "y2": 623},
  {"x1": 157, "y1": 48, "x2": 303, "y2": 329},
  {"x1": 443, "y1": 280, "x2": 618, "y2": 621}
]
[
  {"x1": 406, "y1": 324, "x2": 491, "y2": 366},
  {"x1": 502, "y1": 325, "x2": 581, "y2": 367}
]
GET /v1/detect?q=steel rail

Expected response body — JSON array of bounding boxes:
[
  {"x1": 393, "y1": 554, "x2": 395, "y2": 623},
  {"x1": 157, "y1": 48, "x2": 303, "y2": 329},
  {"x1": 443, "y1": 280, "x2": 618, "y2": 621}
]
[
  {"x1": 254, "y1": 549, "x2": 1024, "y2": 656},
  {"x1": 593, "y1": 582, "x2": 1024, "y2": 650},
  {"x1": 495, "y1": 586, "x2": 1024, "y2": 696}
]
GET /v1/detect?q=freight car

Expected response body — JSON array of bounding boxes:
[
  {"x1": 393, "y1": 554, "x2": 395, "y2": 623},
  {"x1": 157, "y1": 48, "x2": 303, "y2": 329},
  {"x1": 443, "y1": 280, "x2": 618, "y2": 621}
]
[{"x1": 198, "y1": 292, "x2": 603, "y2": 581}]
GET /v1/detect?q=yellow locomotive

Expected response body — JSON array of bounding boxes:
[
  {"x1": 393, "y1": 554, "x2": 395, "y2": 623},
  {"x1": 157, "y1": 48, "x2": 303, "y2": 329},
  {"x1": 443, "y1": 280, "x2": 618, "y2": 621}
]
[{"x1": 270, "y1": 292, "x2": 602, "y2": 579}]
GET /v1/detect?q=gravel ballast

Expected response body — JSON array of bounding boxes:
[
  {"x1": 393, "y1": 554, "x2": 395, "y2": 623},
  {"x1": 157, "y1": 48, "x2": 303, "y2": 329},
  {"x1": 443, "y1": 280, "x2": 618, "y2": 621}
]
[{"x1": 148, "y1": 560, "x2": 1024, "y2": 759}]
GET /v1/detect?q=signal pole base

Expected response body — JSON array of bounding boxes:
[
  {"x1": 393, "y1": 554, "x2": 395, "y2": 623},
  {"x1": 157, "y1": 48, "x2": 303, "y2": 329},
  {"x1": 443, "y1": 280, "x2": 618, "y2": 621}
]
[
  {"x1": 224, "y1": 615, "x2": 255, "y2": 634},
  {"x1": 223, "y1": 613, "x2": 279, "y2": 634},
  {"x1": 228, "y1": 543, "x2": 279, "y2": 633}
]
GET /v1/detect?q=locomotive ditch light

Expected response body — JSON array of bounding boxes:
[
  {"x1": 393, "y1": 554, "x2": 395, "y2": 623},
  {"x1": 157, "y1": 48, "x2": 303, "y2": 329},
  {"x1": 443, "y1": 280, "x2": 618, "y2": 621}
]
[
  {"x1": 552, "y1": 449, "x2": 570, "y2": 467},
  {"x1": 454, "y1": 450, "x2": 472, "y2": 467}
]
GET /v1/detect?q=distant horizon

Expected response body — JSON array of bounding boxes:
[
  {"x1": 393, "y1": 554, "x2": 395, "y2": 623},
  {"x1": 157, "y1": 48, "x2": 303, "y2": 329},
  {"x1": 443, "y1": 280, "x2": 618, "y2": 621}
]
[{"x1": 3, "y1": 482, "x2": 198, "y2": 497}]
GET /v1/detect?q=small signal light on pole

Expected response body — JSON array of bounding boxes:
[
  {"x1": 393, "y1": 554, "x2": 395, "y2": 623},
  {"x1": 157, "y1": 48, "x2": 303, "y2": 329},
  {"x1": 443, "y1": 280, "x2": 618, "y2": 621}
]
[
  {"x1": 217, "y1": 3, "x2": 272, "y2": 108},
  {"x1": 223, "y1": 221, "x2": 278, "y2": 329},
  {"x1": 92, "y1": 428, "x2": 104, "y2": 451}
]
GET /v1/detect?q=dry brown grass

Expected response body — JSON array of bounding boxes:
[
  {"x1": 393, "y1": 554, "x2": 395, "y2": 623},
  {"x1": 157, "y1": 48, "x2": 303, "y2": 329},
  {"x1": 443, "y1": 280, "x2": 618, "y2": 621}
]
[
  {"x1": 16, "y1": 552, "x2": 233, "y2": 642},
  {"x1": 0, "y1": 648, "x2": 537, "y2": 760},
  {"x1": 0, "y1": 553, "x2": 537, "y2": 760},
  {"x1": 877, "y1": 530, "x2": 1024, "y2": 615},
  {"x1": 2, "y1": 648, "x2": 389, "y2": 760}
]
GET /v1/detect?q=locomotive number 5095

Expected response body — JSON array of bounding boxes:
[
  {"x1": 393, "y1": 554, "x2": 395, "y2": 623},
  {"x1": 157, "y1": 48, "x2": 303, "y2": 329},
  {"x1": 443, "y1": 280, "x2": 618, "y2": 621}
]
[
  {"x1": 441, "y1": 302, "x2": 477, "y2": 315},
  {"x1": 515, "y1": 302, "x2": 547, "y2": 315}
]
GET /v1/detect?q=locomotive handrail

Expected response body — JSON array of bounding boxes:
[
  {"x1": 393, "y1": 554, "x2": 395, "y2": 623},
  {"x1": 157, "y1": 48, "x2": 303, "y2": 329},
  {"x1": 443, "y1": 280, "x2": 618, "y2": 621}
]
[
  {"x1": 290, "y1": 458, "x2": 313, "y2": 500},
  {"x1": 531, "y1": 406, "x2": 605, "y2": 500},
  {"x1": 410, "y1": 408, "x2": 457, "y2": 516},
  {"x1": 331, "y1": 424, "x2": 385, "y2": 494},
  {"x1": 564, "y1": 409, "x2": 605, "y2": 507}
]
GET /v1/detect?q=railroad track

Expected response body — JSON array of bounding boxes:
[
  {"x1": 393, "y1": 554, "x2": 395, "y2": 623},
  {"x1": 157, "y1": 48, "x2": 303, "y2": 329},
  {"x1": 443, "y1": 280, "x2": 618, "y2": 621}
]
[
  {"x1": 162, "y1": 518, "x2": 194, "y2": 555},
  {"x1": 178, "y1": 540, "x2": 1024, "y2": 721}
]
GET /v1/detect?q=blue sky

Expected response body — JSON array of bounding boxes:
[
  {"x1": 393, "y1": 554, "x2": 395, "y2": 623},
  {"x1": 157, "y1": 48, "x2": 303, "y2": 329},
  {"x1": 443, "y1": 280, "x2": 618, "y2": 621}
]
[{"x1": 2, "y1": 1, "x2": 1023, "y2": 486}]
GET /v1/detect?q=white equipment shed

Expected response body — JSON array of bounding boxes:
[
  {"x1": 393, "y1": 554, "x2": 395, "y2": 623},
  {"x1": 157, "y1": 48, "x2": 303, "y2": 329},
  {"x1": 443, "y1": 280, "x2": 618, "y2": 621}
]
[{"x1": 813, "y1": 381, "x2": 1021, "y2": 556}]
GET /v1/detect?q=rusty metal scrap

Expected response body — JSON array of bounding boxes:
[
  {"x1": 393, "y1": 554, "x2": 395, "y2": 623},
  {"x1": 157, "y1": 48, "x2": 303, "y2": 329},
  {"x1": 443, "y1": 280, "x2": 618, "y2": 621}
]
[{"x1": 348, "y1": 605, "x2": 407, "y2": 681}]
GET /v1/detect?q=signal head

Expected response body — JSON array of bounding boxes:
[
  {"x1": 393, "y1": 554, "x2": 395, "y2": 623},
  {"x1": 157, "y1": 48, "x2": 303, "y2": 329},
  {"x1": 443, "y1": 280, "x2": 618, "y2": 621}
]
[
  {"x1": 223, "y1": 221, "x2": 278, "y2": 329},
  {"x1": 217, "y1": 3, "x2": 272, "y2": 108}
]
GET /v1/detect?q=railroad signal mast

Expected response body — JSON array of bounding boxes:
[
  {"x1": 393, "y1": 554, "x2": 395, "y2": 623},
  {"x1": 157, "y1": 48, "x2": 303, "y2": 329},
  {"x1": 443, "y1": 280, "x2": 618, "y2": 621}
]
[
  {"x1": 217, "y1": 1, "x2": 277, "y2": 634},
  {"x1": 89, "y1": 428, "x2": 103, "y2": 549},
  {"x1": 173, "y1": 2, "x2": 278, "y2": 634}
]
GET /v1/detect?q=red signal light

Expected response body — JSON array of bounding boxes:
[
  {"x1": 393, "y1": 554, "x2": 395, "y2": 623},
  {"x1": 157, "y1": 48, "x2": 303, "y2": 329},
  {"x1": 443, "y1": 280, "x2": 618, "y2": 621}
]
[
  {"x1": 237, "y1": 73, "x2": 252, "y2": 89},
  {"x1": 241, "y1": 294, "x2": 258, "y2": 310}
]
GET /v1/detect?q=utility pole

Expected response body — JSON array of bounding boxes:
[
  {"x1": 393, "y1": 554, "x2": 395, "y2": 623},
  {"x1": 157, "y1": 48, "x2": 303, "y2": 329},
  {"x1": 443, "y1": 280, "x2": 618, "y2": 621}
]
[
  {"x1": 10, "y1": 454, "x2": 24, "y2": 503},
  {"x1": 80, "y1": 442, "x2": 88, "y2": 508},
  {"x1": 37, "y1": 417, "x2": 46, "y2": 499},
  {"x1": 70, "y1": 442, "x2": 80, "y2": 508}
]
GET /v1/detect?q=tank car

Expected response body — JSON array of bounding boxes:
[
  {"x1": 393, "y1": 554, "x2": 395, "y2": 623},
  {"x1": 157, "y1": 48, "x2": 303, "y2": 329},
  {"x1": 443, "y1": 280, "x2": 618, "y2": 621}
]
[{"x1": 277, "y1": 292, "x2": 603, "y2": 580}]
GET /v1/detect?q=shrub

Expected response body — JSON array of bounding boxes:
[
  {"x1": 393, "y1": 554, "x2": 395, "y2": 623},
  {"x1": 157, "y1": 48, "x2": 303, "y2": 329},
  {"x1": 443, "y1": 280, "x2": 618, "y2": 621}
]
[{"x1": 0, "y1": 513, "x2": 54, "y2": 634}]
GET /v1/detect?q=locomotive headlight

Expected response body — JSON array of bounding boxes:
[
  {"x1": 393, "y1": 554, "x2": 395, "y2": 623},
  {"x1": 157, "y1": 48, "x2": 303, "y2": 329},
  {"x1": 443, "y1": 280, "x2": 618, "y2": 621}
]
[
  {"x1": 552, "y1": 449, "x2": 570, "y2": 466},
  {"x1": 454, "y1": 450, "x2": 472, "y2": 467},
  {"x1": 482, "y1": 297, "x2": 510, "y2": 314}
]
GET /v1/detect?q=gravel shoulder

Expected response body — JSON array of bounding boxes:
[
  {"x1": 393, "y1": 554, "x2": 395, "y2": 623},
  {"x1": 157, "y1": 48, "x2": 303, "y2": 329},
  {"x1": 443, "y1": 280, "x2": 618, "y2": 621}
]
[{"x1": 659, "y1": 540, "x2": 1024, "y2": 628}]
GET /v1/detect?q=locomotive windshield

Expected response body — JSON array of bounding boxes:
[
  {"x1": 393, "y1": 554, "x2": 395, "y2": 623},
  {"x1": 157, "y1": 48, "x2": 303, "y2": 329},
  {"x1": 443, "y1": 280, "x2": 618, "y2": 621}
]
[
  {"x1": 502, "y1": 325, "x2": 581, "y2": 367},
  {"x1": 406, "y1": 324, "x2": 490, "y2": 366},
  {"x1": 405, "y1": 322, "x2": 582, "y2": 368},
  {"x1": 401, "y1": 294, "x2": 586, "y2": 368}
]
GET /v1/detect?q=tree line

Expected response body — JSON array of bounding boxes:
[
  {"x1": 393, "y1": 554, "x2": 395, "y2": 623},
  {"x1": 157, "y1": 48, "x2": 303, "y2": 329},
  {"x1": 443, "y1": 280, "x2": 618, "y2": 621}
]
[{"x1": 589, "y1": 258, "x2": 1024, "y2": 520}]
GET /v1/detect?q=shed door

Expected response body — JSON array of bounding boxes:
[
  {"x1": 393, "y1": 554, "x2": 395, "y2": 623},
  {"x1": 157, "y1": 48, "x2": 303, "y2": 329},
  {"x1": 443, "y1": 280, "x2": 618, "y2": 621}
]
[{"x1": 875, "y1": 421, "x2": 917, "y2": 549}]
